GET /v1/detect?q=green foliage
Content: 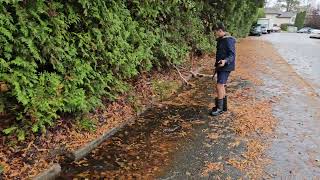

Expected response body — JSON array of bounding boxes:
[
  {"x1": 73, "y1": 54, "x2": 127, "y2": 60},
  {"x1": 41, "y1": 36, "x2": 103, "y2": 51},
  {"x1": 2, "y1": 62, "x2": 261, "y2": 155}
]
[
  {"x1": 280, "y1": 23, "x2": 293, "y2": 31},
  {"x1": 295, "y1": 11, "x2": 306, "y2": 30},
  {"x1": 76, "y1": 117, "x2": 97, "y2": 132},
  {"x1": 0, "y1": 0, "x2": 263, "y2": 139},
  {"x1": 0, "y1": 164, "x2": 4, "y2": 174},
  {"x1": 152, "y1": 79, "x2": 180, "y2": 101},
  {"x1": 127, "y1": 91, "x2": 142, "y2": 113},
  {"x1": 3, "y1": 126, "x2": 17, "y2": 135},
  {"x1": 258, "y1": 8, "x2": 266, "y2": 18},
  {"x1": 201, "y1": 0, "x2": 264, "y2": 37}
]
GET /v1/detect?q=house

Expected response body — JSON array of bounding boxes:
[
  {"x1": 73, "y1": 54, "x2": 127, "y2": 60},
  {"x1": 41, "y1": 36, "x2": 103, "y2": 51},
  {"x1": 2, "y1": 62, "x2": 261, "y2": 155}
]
[{"x1": 264, "y1": 8, "x2": 297, "y2": 26}]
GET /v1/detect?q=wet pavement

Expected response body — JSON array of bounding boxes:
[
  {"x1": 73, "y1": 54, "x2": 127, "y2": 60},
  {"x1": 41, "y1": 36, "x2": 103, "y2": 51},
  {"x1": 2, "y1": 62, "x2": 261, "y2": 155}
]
[
  {"x1": 251, "y1": 34, "x2": 320, "y2": 178},
  {"x1": 59, "y1": 71, "x2": 253, "y2": 179},
  {"x1": 261, "y1": 33, "x2": 320, "y2": 95},
  {"x1": 58, "y1": 34, "x2": 320, "y2": 179}
]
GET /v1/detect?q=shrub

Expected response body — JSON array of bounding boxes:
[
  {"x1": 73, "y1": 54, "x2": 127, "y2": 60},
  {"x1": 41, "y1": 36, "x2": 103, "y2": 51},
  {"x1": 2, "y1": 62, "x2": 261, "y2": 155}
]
[
  {"x1": 281, "y1": 23, "x2": 293, "y2": 31},
  {"x1": 295, "y1": 11, "x2": 306, "y2": 30},
  {"x1": 0, "y1": 0, "x2": 264, "y2": 139}
]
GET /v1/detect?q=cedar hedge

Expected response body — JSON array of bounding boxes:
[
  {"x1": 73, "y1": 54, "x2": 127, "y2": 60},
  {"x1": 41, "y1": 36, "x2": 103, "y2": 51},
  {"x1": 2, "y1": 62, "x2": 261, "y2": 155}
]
[{"x1": 0, "y1": 0, "x2": 263, "y2": 139}]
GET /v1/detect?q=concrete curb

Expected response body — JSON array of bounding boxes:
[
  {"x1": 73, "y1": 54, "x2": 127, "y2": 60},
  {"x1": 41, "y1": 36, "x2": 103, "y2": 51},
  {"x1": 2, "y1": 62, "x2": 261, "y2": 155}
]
[
  {"x1": 32, "y1": 164, "x2": 61, "y2": 180},
  {"x1": 66, "y1": 122, "x2": 127, "y2": 161},
  {"x1": 64, "y1": 67, "x2": 203, "y2": 161}
]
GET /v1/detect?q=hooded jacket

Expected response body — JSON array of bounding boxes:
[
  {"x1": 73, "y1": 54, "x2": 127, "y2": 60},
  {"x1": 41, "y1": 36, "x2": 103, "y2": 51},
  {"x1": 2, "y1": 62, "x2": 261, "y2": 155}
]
[{"x1": 215, "y1": 35, "x2": 236, "y2": 72}]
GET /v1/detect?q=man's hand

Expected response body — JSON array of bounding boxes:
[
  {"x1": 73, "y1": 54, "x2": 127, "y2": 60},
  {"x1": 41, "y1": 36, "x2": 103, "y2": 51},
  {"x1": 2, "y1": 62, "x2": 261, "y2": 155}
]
[{"x1": 218, "y1": 60, "x2": 226, "y2": 67}]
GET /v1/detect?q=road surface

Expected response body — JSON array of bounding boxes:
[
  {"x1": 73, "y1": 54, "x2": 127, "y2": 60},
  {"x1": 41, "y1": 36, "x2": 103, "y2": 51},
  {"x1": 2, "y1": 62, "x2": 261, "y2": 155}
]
[
  {"x1": 59, "y1": 33, "x2": 320, "y2": 179},
  {"x1": 260, "y1": 32, "x2": 320, "y2": 178},
  {"x1": 262, "y1": 33, "x2": 320, "y2": 95}
]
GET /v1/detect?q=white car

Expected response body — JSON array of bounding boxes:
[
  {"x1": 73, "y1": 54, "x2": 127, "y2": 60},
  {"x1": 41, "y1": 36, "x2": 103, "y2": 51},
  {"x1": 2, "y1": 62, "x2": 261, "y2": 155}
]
[
  {"x1": 310, "y1": 34, "x2": 320, "y2": 39},
  {"x1": 272, "y1": 26, "x2": 281, "y2": 32},
  {"x1": 310, "y1": 29, "x2": 320, "y2": 34}
]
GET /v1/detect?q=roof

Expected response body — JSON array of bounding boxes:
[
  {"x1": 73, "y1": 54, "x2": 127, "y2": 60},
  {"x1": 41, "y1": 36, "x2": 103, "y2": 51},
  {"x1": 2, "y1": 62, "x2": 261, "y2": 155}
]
[
  {"x1": 264, "y1": 8, "x2": 281, "y2": 14},
  {"x1": 278, "y1": 12, "x2": 296, "y2": 18},
  {"x1": 264, "y1": 8, "x2": 296, "y2": 18}
]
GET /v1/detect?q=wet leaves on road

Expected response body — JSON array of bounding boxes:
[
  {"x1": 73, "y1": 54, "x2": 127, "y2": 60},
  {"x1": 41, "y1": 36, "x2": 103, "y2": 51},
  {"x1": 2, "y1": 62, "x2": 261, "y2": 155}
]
[
  {"x1": 201, "y1": 162, "x2": 224, "y2": 177},
  {"x1": 59, "y1": 40, "x2": 279, "y2": 179}
]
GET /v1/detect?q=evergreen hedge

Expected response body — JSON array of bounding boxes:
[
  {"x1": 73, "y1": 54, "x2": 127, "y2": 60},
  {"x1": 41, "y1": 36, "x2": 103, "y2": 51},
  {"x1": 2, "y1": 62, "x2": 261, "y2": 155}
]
[
  {"x1": 294, "y1": 11, "x2": 306, "y2": 30},
  {"x1": 0, "y1": 0, "x2": 263, "y2": 139}
]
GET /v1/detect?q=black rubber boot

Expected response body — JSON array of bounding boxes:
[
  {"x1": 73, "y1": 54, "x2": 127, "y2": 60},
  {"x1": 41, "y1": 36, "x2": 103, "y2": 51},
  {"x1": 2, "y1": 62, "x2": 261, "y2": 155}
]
[
  {"x1": 210, "y1": 99, "x2": 224, "y2": 116},
  {"x1": 211, "y1": 98, "x2": 218, "y2": 111},
  {"x1": 223, "y1": 96, "x2": 228, "y2": 112}
]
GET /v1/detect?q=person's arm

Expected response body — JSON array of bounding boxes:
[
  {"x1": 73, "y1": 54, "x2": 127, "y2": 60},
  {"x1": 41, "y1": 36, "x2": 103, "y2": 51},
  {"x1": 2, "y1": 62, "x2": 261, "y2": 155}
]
[{"x1": 225, "y1": 38, "x2": 235, "y2": 65}]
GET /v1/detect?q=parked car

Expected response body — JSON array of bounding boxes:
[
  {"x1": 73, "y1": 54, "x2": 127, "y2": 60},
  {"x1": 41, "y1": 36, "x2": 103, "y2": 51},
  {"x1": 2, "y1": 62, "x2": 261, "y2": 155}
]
[
  {"x1": 310, "y1": 34, "x2": 320, "y2": 39},
  {"x1": 272, "y1": 25, "x2": 281, "y2": 32},
  {"x1": 250, "y1": 25, "x2": 262, "y2": 36},
  {"x1": 257, "y1": 18, "x2": 273, "y2": 34},
  {"x1": 261, "y1": 25, "x2": 268, "y2": 34},
  {"x1": 310, "y1": 29, "x2": 320, "y2": 34},
  {"x1": 297, "y1": 27, "x2": 312, "y2": 33}
]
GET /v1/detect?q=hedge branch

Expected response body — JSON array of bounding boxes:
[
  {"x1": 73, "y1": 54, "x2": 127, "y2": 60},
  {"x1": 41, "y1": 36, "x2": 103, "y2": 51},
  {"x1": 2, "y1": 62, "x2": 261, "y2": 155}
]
[{"x1": 172, "y1": 64, "x2": 192, "y2": 86}]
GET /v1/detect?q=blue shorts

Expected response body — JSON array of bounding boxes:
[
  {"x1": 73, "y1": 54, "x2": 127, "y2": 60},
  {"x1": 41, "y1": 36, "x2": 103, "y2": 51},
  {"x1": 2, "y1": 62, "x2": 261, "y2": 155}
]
[{"x1": 217, "y1": 71, "x2": 230, "y2": 84}]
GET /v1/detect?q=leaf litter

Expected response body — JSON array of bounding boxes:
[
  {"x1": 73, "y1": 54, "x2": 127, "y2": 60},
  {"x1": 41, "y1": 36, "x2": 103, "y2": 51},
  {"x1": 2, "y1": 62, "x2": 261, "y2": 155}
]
[
  {"x1": 1, "y1": 39, "x2": 281, "y2": 179},
  {"x1": 58, "y1": 39, "x2": 280, "y2": 179},
  {"x1": 199, "y1": 38, "x2": 278, "y2": 178},
  {"x1": 0, "y1": 55, "x2": 207, "y2": 179}
]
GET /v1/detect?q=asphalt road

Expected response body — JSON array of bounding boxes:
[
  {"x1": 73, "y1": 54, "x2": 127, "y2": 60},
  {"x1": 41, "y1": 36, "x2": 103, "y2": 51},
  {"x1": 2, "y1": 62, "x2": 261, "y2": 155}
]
[
  {"x1": 262, "y1": 32, "x2": 320, "y2": 95},
  {"x1": 260, "y1": 32, "x2": 320, "y2": 178}
]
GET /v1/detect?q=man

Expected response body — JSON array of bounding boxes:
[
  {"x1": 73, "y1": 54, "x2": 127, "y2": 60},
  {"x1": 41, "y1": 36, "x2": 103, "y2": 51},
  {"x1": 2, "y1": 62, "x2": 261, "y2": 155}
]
[{"x1": 210, "y1": 23, "x2": 236, "y2": 116}]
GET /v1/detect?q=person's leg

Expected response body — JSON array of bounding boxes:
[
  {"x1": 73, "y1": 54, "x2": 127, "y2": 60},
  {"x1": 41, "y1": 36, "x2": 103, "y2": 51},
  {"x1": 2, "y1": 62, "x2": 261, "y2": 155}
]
[
  {"x1": 212, "y1": 75, "x2": 221, "y2": 111},
  {"x1": 211, "y1": 71, "x2": 230, "y2": 116},
  {"x1": 216, "y1": 83, "x2": 225, "y2": 99},
  {"x1": 223, "y1": 85, "x2": 228, "y2": 111},
  {"x1": 212, "y1": 83, "x2": 226, "y2": 111}
]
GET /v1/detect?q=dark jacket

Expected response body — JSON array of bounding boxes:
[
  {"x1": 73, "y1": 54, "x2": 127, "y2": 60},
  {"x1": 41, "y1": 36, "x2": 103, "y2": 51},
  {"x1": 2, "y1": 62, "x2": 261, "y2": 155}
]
[{"x1": 215, "y1": 35, "x2": 236, "y2": 72}]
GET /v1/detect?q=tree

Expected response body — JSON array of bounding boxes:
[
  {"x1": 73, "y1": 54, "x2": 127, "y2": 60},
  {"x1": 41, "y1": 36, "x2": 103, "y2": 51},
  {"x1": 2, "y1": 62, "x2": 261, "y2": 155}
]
[
  {"x1": 294, "y1": 11, "x2": 306, "y2": 29},
  {"x1": 258, "y1": 8, "x2": 266, "y2": 18},
  {"x1": 277, "y1": 0, "x2": 300, "y2": 12},
  {"x1": 305, "y1": 9, "x2": 320, "y2": 28}
]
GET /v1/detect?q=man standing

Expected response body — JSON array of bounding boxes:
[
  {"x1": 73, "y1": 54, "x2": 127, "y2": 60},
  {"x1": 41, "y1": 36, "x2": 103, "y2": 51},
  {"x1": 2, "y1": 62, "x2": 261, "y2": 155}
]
[{"x1": 210, "y1": 23, "x2": 236, "y2": 116}]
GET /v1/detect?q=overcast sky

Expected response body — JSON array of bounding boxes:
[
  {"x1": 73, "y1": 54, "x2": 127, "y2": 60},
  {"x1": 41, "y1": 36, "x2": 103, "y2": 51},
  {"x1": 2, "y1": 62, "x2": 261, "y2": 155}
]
[{"x1": 266, "y1": 0, "x2": 320, "y2": 7}]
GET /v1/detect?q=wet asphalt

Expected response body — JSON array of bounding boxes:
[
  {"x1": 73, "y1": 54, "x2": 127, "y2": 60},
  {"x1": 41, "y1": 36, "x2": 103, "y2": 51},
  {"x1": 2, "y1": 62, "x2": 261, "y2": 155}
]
[
  {"x1": 58, "y1": 33, "x2": 320, "y2": 179},
  {"x1": 260, "y1": 33, "x2": 320, "y2": 178},
  {"x1": 261, "y1": 33, "x2": 320, "y2": 95},
  {"x1": 59, "y1": 72, "x2": 250, "y2": 179}
]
